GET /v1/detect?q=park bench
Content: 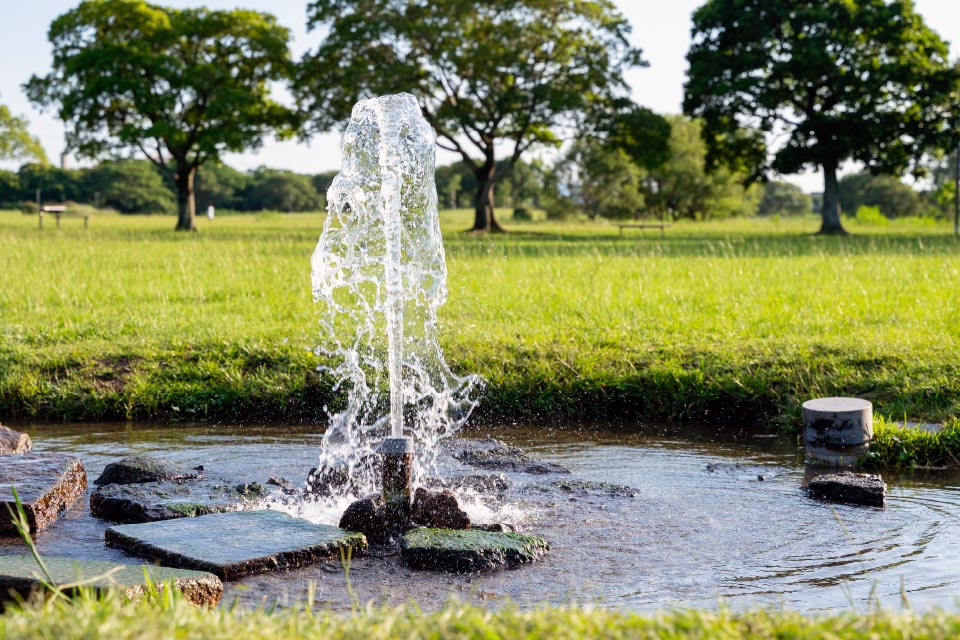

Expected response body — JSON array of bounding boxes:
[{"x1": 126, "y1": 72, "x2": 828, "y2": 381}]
[
  {"x1": 617, "y1": 222, "x2": 670, "y2": 237},
  {"x1": 39, "y1": 204, "x2": 90, "y2": 230}
]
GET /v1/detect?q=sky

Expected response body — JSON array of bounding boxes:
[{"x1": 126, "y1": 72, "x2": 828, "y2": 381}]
[{"x1": 3, "y1": 1, "x2": 960, "y2": 192}]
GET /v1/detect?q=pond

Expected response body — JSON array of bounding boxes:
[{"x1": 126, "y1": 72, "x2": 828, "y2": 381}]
[{"x1": 3, "y1": 421, "x2": 959, "y2": 613}]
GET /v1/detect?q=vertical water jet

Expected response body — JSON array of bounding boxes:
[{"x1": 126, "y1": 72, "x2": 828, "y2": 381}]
[{"x1": 310, "y1": 93, "x2": 482, "y2": 502}]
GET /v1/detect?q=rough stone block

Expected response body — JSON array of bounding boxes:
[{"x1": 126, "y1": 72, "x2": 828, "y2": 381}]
[
  {"x1": 401, "y1": 527, "x2": 548, "y2": 573},
  {"x1": 0, "y1": 426, "x2": 31, "y2": 454},
  {"x1": 0, "y1": 555, "x2": 222, "y2": 608},
  {"x1": 807, "y1": 472, "x2": 886, "y2": 507},
  {"x1": 339, "y1": 494, "x2": 389, "y2": 545},
  {"x1": 411, "y1": 488, "x2": 470, "y2": 529},
  {"x1": 0, "y1": 454, "x2": 86, "y2": 534},
  {"x1": 105, "y1": 509, "x2": 368, "y2": 580}
]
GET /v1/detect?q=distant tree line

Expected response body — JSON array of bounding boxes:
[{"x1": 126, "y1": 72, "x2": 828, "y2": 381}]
[
  {"x1": 2, "y1": 141, "x2": 948, "y2": 223},
  {"x1": 0, "y1": 160, "x2": 328, "y2": 214},
  {"x1": 6, "y1": 0, "x2": 960, "y2": 233}
]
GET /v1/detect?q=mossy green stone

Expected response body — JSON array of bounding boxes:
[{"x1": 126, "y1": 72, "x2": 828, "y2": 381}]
[{"x1": 400, "y1": 528, "x2": 548, "y2": 573}]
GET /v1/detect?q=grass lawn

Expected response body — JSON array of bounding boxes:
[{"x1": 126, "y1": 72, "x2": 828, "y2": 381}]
[
  {"x1": 1, "y1": 209, "x2": 958, "y2": 444},
  {"x1": 3, "y1": 591, "x2": 960, "y2": 639}
]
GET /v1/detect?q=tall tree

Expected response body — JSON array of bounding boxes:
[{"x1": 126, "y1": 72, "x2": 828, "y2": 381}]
[
  {"x1": 25, "y1": 0, "x2": 296, "y2": 231},
  {"x1": 297, "y1": 0, "x2": 652, "y2": 232},
  {"x1": 684, "y1": 0, "x2": 960, "y2": 234},
  {"x1": 0, "y1": 103, "x2": 47, "y2": 165}
]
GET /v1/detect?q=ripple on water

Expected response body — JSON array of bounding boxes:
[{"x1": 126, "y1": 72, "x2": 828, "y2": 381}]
[{"x1": 3, "y1": 422, "x2": 960, "y2": 612}]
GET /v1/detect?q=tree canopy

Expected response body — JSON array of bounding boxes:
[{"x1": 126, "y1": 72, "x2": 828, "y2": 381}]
[
  {"x1": 0, "y1": 103, "x2": 47, "y2": 165},
  {"x1": 684, "y1": 0, "x2": 960, "y2": 234},
  {"x1": 297, "y1": 0, "x2": 658, "y2": 232},
  {"x1": 25, "y1": 0, "x2": 296, "y2": 231}
]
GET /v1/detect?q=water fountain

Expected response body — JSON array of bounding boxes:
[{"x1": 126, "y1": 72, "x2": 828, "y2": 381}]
[{"x1": 309, "y1": 93, "x2": 482, "y2": 530}]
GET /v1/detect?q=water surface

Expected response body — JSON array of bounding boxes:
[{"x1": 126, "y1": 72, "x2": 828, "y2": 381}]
[{"x1": 3, "y1": 421, "x2": 959, "y2": 613}]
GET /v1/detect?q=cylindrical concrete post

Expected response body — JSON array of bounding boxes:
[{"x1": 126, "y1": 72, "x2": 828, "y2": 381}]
[
  {"x1": 802, "y1": 397, "x2": 873, "y2": 466},
  {"x1": 379, "y1": 436, "x2": 414, "y2": 534}
]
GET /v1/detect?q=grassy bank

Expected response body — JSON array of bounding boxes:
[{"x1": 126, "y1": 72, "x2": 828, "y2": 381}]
[
  {"x1": 1, "y1": 210, "x2": 958, "y2": 437},
  {"x1": 3, "y1": 592, "x2": 960, "y2": 639}
]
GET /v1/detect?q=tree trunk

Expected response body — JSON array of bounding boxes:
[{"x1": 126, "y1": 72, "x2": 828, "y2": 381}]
[
  {"x1": 175, "y1": 165, "x2": 197, "y2": 232},
  {"x1": 469, "y1": 162, "x2": 505, "y2": 233},
  {"x1": 819, "y1": 162, "x2": 846, "y2": 235}
]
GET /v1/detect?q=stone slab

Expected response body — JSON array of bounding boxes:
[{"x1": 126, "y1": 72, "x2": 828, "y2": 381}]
[
  {"x1": 422, "y1": 474, "x2": 513, "y2": 495},
  {"x1": 443, "y1": 438, "x2": 570, "y2": 475},
  {"x1": 807, "y1": 472, "x2": 886, "y2": 507},
  {"x1": 523, "y1": 478, "x2": 639, "y2": 498},
  {"x1": 0, "y1": 454, "x2": 86, "y2": 534},
  {"x1": 401, "y1": 527, "x2": 548, "y2": 573},
  {"x1": 105, "y1": 509, "x2": 368, "y2": 580},
  {"x1": 899, "y1": 421, "x2": 944, "y2": 434},
  {"x1": 94, "y1": 455, "x2": 201, "y2": 486},
  {"x1": 0, "y1": 555, "x2": 222, "y2": 607},
  {"x1": 90, "y1": 479, "x2": 268, "y2": 524}
]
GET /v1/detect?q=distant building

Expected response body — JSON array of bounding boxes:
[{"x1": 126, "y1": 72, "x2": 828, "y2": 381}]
[{"x1": 810, "y1": 192, "x2": 823, "y2": 213}]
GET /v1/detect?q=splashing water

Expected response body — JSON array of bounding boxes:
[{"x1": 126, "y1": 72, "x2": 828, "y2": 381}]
[{"x1": 310, "y1": 93, "x2": 483, "y2": 497}]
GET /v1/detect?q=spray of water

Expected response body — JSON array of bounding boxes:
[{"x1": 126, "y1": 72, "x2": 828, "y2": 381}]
[{"x1": 310, "y1": 93, "x2": 483, "y2": 498}]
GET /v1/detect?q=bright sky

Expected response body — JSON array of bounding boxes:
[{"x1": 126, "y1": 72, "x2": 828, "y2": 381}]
[{"x1": 3, "y1": 1, "x2": 960, "y2": 192}]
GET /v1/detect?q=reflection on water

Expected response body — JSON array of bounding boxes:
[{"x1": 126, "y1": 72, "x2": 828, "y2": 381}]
[{"x1": 2, "y1": 421, "x2": 959, "y2": 613}]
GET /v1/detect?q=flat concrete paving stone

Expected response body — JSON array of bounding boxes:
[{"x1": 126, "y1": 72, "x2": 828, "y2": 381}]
[
  {"x1": 0, "y1": 454, "x2": 87, "y2": 534},
  {"x1": 0, "y1": 555, "x2": 223, "y2": 608},
  {"x1": 105, "y1": 509, "x2": 368, "y2": 580}
]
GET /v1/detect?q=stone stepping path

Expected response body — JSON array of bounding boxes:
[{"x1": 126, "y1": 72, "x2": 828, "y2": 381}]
[
  {"x1": 105, "y1": 509, "x2": 367, "y2": 580},
  {"x1": 0, "y1": 454, "x2": 86, "y2": 534},
  {"x1": 400, "y1": 527, "x2": 549, "y2": 573},
  {"x1": 0, "y1": 555, "x2": 222, "y2": 607}
]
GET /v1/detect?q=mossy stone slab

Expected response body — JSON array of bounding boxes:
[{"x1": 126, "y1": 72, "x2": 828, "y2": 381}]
[
  {"x1": 90, "y1": 479, "x2": 267, "y2": 524},
  {"x1": 401, "y1": 528, "x2": 549, "y2": 573},
  {"x1": 0, "y1": 454, "x2": 86, "y2": 534},
  {"x1": 0, "y1": 555, "x2": 222, "y2": 607},
  {"x1": 105, "y1": 510, "x2": 368, "y2": 580}
]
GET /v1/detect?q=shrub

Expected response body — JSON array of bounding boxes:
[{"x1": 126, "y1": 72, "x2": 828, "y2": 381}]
[{"x1": 854, "y1": 205, "x2": 888, "y2": 226}]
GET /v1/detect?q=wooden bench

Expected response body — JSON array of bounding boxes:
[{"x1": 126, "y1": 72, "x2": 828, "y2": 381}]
[
  {"x1": 39, "y1": 204, "x2": 90, "y2": 230},
  {"x1": 617, "y1": 223, "x2": 670, "y2": 237}
]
